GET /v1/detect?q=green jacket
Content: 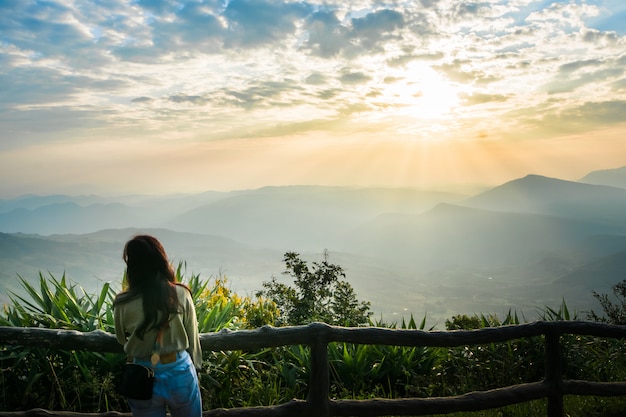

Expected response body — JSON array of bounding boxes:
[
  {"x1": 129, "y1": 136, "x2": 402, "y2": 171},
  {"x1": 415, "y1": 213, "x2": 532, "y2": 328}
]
[{"x1": 114, "y1": 284, "x2": 202, "y2": 369}]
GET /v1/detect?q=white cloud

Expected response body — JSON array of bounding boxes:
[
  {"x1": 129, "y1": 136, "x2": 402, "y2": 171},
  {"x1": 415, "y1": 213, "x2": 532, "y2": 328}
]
[{"x1": 0, "y1": 0, "x2": 624, "y2": 195}]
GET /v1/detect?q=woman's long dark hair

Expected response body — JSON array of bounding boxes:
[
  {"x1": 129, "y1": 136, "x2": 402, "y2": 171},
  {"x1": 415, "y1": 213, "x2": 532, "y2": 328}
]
[{"x1": 114, "y1": 235, "x2": 180, "y2": 339}]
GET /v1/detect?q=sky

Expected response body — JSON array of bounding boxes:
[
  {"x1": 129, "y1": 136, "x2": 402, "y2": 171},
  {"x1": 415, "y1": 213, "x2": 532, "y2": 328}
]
[{"x1": 0, "y1": 0, "x2": 625, "y2": 197}]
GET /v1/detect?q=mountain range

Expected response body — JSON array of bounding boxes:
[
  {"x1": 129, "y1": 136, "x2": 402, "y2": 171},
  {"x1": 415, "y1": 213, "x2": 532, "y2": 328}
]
[{"x1": 1, "y1": 166, "x2": 626, "y2": 326}]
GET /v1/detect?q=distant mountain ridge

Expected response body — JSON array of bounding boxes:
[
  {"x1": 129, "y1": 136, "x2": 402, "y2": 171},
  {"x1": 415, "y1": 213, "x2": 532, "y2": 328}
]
[
  {"x1": 579, "y1": 166, "x2": 626, "y2": 189},
  {"x1": 165, "y1": 186, "x2": 465, "y2": 250},
  {"x1": 0, "y1": 202, "x2": 148, "y2": 234},
  {"x1": 2, "y1": 169, "x2": 626, "y2": 324},
  {"x1": 462, "y1": 174, "x2": 626, "y2": 231},
  {"x1": 0, "y1": 185, "x2": 466, "y2": 245}
]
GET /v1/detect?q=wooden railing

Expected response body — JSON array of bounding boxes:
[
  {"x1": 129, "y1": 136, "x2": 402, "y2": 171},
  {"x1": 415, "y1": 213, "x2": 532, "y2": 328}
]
[{"x1": 1, "y1": 321, "x2": 626, "y2": 417}]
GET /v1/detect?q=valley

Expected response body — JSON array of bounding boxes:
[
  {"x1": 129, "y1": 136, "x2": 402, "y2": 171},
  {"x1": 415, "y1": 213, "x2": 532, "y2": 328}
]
[{"x1": 2, "y1": 166, "x2": 626, "y2": 327}]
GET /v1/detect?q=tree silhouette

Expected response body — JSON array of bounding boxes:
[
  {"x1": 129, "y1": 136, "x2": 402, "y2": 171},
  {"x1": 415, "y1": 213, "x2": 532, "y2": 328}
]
[{"x1": 588, "y1": 280, "x2": 626, "y2": 325}]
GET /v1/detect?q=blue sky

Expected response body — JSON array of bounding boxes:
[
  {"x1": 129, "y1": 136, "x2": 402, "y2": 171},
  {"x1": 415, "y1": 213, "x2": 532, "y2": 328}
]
[{"x1": 0, "y1": 0, "x2": 625, "y2": 197}]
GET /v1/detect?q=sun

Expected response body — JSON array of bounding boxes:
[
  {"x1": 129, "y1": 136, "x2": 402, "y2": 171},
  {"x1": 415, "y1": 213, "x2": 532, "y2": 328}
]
[
  {"x1": 414, "y1": 65, "x2": 462, "y2": 118},
  {"x1": 375, "y1": 63, "x2": 462, "y2": 123}
]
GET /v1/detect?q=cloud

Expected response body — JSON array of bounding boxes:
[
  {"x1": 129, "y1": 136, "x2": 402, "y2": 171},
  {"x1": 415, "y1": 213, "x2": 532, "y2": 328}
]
[
  {"x1": 206, "y1": 78, "x2": 306, "y2": 110},
  {"x1": 434, "y1": 60, "x2": 499, "y2": 85},
  {"x1": 134, "y1": 0, "x2": 180, "y2": 15},
  {"x1": 558, "y1": 58, "x2": 604, "y2": 74},
  {"x1": 304, "y1": 72, "x2": 328, "y2": 85},
  {"x1": 223, "y1": 0, "x2": 312, "y2": 48},
  {"x1": 168, "y1": 94, "x2": 206, "y2": 105},
  {"x1": 0, "y1": 0, "x2": 625, "y2": 197},
  {"x1": 526, "y1": 2, "x2": 601, "y2": 30},
  {"x1": 541, "y1": 55, "x2": 626, "y2": 94},
  {"x1": 579, "y1": 27, "x2": 620, "y2": 44},
  {"x1": 131, "y1": 96, "x2": 154, "y2": 103},
  {"x1": 301, "y1": 7, "x2": 411, "y2": 59},
  {"x1": 339, "y1": 71, "x2": 371, "y2": 85},
  {"x1": 537, "y1": 100, "x2": 626, "y2": 131},
  {"x1": 612, "y1": 78, "x2": 626, "y2": 92},
  {"x1": 460, "y1": 92, "x2": 510, "y2": 106},
  {"x1": 572, "y1": 100, "x2": 626, "y2": 125},
  {"x1": 301, "y1": 10, "x2": 350, "y2": 58},
  {"x1": 349, "y1": 9, "x2": 405, "y2": 52},
  {"x1": 387, "y1": 52, "x2": 444, "y2": 67}
]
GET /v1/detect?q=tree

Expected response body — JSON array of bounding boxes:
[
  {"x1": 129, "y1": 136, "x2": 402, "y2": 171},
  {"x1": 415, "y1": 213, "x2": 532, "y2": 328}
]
[
  {"x1": 587, "y1": 280, "x2": 626, "y2": 325},
  {"x1": 330, "y1": 280, "x2": 372, "y2": 327},
  {"x1": 445, "y1": 314, "x2": 483, "y2": 330},
  {"x1": 257, "y1": 251, "x2": 371, "y2": 327}
]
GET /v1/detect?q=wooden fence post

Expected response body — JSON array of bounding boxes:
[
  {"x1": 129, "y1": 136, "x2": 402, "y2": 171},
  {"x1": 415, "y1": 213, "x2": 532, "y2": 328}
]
[
  {"x1": 307, "y1": 328, "x2": 330, "y2": 417},
  {"x1": 544, "y1": 330, "x2": 564, "y2": 417}
]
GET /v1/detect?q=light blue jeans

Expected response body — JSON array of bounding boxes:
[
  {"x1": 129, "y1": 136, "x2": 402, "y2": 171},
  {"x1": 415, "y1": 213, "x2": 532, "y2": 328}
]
[{"x1": 127, "y1": 350, "x2": 201, "y2": 417}]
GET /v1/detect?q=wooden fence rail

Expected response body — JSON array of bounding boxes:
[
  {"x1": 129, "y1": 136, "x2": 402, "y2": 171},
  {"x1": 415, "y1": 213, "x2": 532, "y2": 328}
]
[{"x1": 1, "y1": 321, "x2": 626, "y2": 417}]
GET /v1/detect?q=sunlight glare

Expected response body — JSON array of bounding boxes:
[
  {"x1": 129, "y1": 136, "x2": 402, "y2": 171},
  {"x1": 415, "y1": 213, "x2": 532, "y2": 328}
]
[{"x1": 380, "y1": 63, "x2": 461, "y2": 121}]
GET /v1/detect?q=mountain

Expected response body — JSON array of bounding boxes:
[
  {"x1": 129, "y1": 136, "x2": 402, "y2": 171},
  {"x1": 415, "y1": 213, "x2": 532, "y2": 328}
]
[
  {"x1": 0, "y1": 192, "x2": 234, "y2": 235},
  {"x1": 462, "y1": 174, "x2": 626, "y2": 231},
  {"x1": 2, "y1": 173, "x2": 626, "y2": 324},
  {"x1": 0, "y1": 186, "x2": 464, "y2": 240},
  {"x1": 0, "y1": 229, "x2": 284, "y2": 304},
  {"x1": 164, "y1": 186, "x2": 465, "y2": 250},
  {"x1": 0, "y1": 202, "x2": 148, "y2": 234},
  {"x1": 0, "y1": 191, "x2": 230, "y2": 215},
  {"x1": 516, "y1": 248, "x2": 626, "y2": 318},
  {"x1": 0, "y1": 231, "x2": 123, "y2": 299},
  {"x1": 579, "y1": 166, "x2": 626, "y2": 189},
  {"x1": 330, "y1": 175, "x2": 626, "y2": 320},
  {"x1": 0, "y1": 229, "x2": 407, "y2": 319},
  {"x1": 0, "y1": 194, "x2": 108, "y2": 213},
  {"x1": 338, "y1": 202, "x2": 616, "y2": 271}
]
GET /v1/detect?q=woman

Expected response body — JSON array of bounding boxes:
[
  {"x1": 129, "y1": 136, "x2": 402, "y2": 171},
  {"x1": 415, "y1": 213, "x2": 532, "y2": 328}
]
[{"x1": 114, "y1": 235, "x2": 202, "y2": 417}]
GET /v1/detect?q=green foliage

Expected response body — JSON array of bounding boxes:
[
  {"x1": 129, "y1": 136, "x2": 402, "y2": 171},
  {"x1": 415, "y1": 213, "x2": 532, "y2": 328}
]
[
  {"x1": 445, "y1": 314, "x2": 485, "y2": 330},
  {"x1": 0, "y1": 272, "x2": 124, "y2": 411},
  {"x1": 446, "y1": 310, "x2": 523, "y2": 331},
  {"x1": 588, "y1": 280, "x2": 626, "y2": 324},
  {"x1": 190, "y1": 275, "x2": 278, "y2": 332},
  {"x1": 257, "y1": 251, "x2": 372, "y2": 326},
  {"x1": 0, "y1": 272, "x2": 114, "y2": 331},
  {"x1": 539, "y1": 298, "x2": 576, "y2": 321},
  {"x1": 434, "y1": 310, "x2": 543, "y2": 396},
  {"x1": 328, "y1": 316, "x2": 441, "y2": 399},
  {"x1": 0, "y1": 267, "x2": 282, "y2": 412},
  {"x1": 1, "y1": 268, "x2": 625, "y2": 416}
]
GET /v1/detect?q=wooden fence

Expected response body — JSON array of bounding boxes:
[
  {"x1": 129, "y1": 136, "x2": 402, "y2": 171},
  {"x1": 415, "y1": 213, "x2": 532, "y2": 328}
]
[{"x1": 1, "y1": 321, "x2": 626, "y2": 417}]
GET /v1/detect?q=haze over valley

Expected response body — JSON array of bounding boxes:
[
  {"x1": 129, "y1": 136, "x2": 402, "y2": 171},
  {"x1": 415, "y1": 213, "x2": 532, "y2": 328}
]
[{"x1": 2, "y1": 165, "x2": 626, "y2": 327}]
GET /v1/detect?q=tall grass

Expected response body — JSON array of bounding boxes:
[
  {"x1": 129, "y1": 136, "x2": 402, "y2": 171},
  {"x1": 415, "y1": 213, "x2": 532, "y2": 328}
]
[
  {"x1": 0, "y1": 270, "x2": 625, "y2": 415},
  {"x1": 0, "y1": 272, "x2": 123, "y2": 411}
]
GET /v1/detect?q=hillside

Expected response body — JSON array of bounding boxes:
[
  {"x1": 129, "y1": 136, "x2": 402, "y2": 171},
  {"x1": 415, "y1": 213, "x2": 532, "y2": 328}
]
[
  {"x1": 338, "y1": 203, "x2": 617, "y2": 269},
  {"x1": 553, "y1": 249, "x2": 626, "y2": 290},
  {"x1": 0, "y1": 203, "x2": 148, "y2": 234},
  {"x1": 0, "y1": 232, "x2": 123, "y2": 300},
  {"x1": 462, "y1": 174, "x2": 626, "y2": 231},
  {"x1": 0, "y1": 229, "x2": 284, "y2": 304},
  {"x1": 1, "y1": 173, "x2": 626, "y2": 323},
  {"x1": 164, "y1": 186, "x2": 465, "y2": 250},
  {"x1": 0, "y1": 192, "x2": 232, "y2": 234}
]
